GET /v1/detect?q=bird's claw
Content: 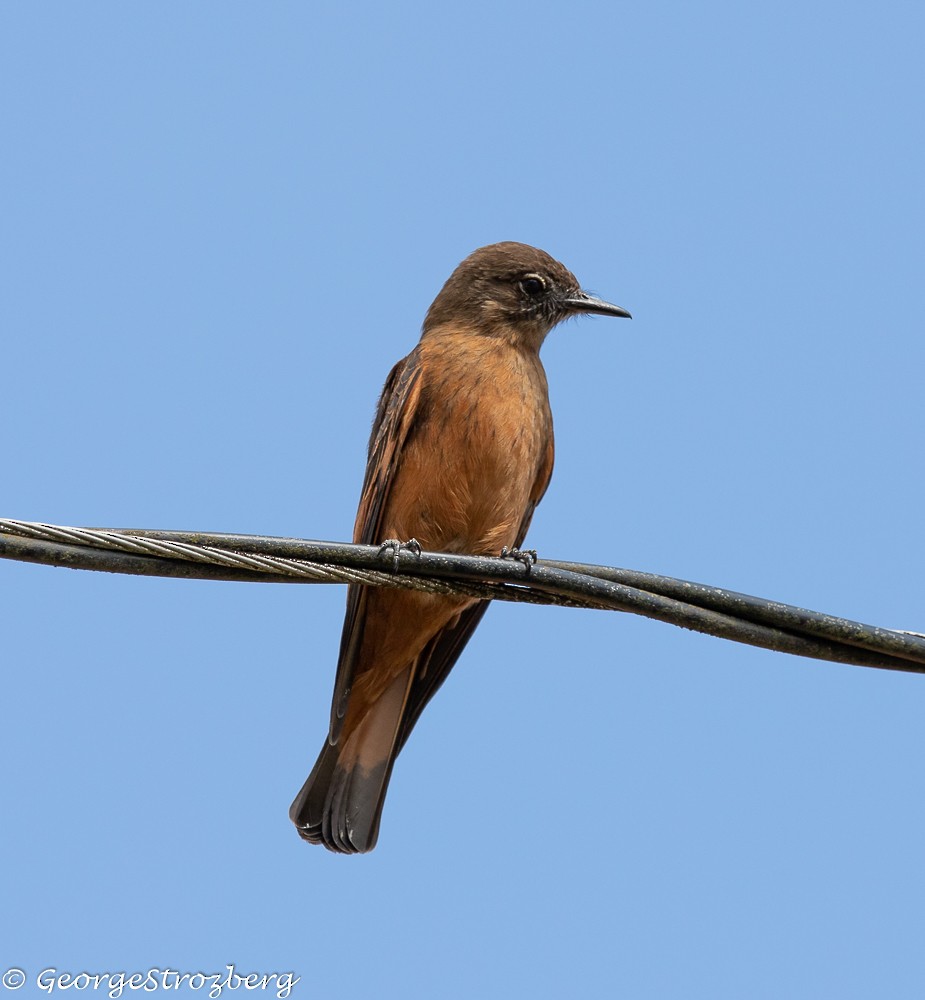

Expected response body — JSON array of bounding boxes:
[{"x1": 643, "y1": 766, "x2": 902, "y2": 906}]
[
  {"x1": 500, "y1": 546, "x2": 538, "y2": 571},
  {"x1": 378, "y1": 537, "x2": 422, "y2": 572}
]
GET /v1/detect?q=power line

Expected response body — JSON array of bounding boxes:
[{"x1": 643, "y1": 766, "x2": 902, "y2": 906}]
[{"x1": 1, "y1": 517, "x2": 922, "y2": 673}]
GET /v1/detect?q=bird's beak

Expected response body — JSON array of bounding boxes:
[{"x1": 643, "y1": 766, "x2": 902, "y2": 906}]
[{"x1": 561, "y1": 291, "x2": 632, "y2": 320}]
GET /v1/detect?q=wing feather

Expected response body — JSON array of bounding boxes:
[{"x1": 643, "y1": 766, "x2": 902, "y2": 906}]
[{"x1": 328, "y1": 348, "x2": 425, "y2": 740}]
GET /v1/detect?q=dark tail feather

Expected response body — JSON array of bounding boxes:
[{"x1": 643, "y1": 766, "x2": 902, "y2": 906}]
[
  {"x1": 289, "y1": 668, "x2": 411, "y2": 854},
  {"x1": 289, "y1": 741, "x2": 339, "y2": 844}
]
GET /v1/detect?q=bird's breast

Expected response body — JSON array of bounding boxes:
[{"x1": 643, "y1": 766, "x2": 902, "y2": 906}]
[{"x1": 384, "y1": 334, "x2": 552, "y2": 556}]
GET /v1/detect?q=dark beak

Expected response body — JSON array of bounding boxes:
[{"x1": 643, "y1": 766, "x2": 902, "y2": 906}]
[{"x1": 560, "y1": 290, "x2": 632, "y2": 320}]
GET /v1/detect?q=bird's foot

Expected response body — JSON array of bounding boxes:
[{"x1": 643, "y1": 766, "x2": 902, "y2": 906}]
[
  {"x1": 500, "y1": 546, "x2": 537, "y2": 571},
  {"x1": 378, "y1": 537, "x2": 422, "y2": 572}
]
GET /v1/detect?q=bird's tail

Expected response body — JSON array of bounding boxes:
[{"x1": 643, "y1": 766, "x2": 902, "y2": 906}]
[{"x1": 289, "y1": 667, "x2": 413, "y2": 854}]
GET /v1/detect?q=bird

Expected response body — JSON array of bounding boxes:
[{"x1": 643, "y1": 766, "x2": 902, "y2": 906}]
[{"x1": 290, "y1": 241, "x2": 631, "y2": 853}]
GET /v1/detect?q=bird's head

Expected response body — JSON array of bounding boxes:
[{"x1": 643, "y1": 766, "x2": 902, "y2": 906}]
[{"x1": 422, "y1": 241, "x2": 631, "y2": 348}]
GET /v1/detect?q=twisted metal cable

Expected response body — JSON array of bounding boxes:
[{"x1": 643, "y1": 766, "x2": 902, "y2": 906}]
[{"x1": 1, "y1": 517, "x2": 923, "y2": 674}]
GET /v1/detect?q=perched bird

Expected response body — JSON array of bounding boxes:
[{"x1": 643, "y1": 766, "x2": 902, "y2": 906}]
[{"x1": 290, "y1": 241, "x2": 631, "y2": 853}]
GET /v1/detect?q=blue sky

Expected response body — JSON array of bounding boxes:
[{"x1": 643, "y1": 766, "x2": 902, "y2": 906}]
[{"x1": 2, "y1": 3, "x2": 923, "y2": 997}]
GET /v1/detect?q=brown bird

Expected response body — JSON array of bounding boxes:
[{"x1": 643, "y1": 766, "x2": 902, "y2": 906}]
[{"x1": 290, "y1": 241, "x2": 631, "y2": 853}]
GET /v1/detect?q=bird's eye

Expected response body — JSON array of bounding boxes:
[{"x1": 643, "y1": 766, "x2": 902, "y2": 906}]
[{"x1": 519, "y1": 275, "x2": 546, "y2": 297}]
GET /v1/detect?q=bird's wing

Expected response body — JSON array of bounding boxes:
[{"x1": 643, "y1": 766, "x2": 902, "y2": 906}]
[
  {"x1": 514, "y1": 428, "x2": 555, "y2": 548},
  {"x1": 355, "y1": 347, "x2": 426, "y2": 547},
  {"x1": 329, "y1": 348, "x2": 425, "y2": 740},
  {"x1": 394, "y1": 601, "x2": 490, "y2": 753},
  {"x1": 395, "y1": 425, "x2": 556, "y2": 753}
]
